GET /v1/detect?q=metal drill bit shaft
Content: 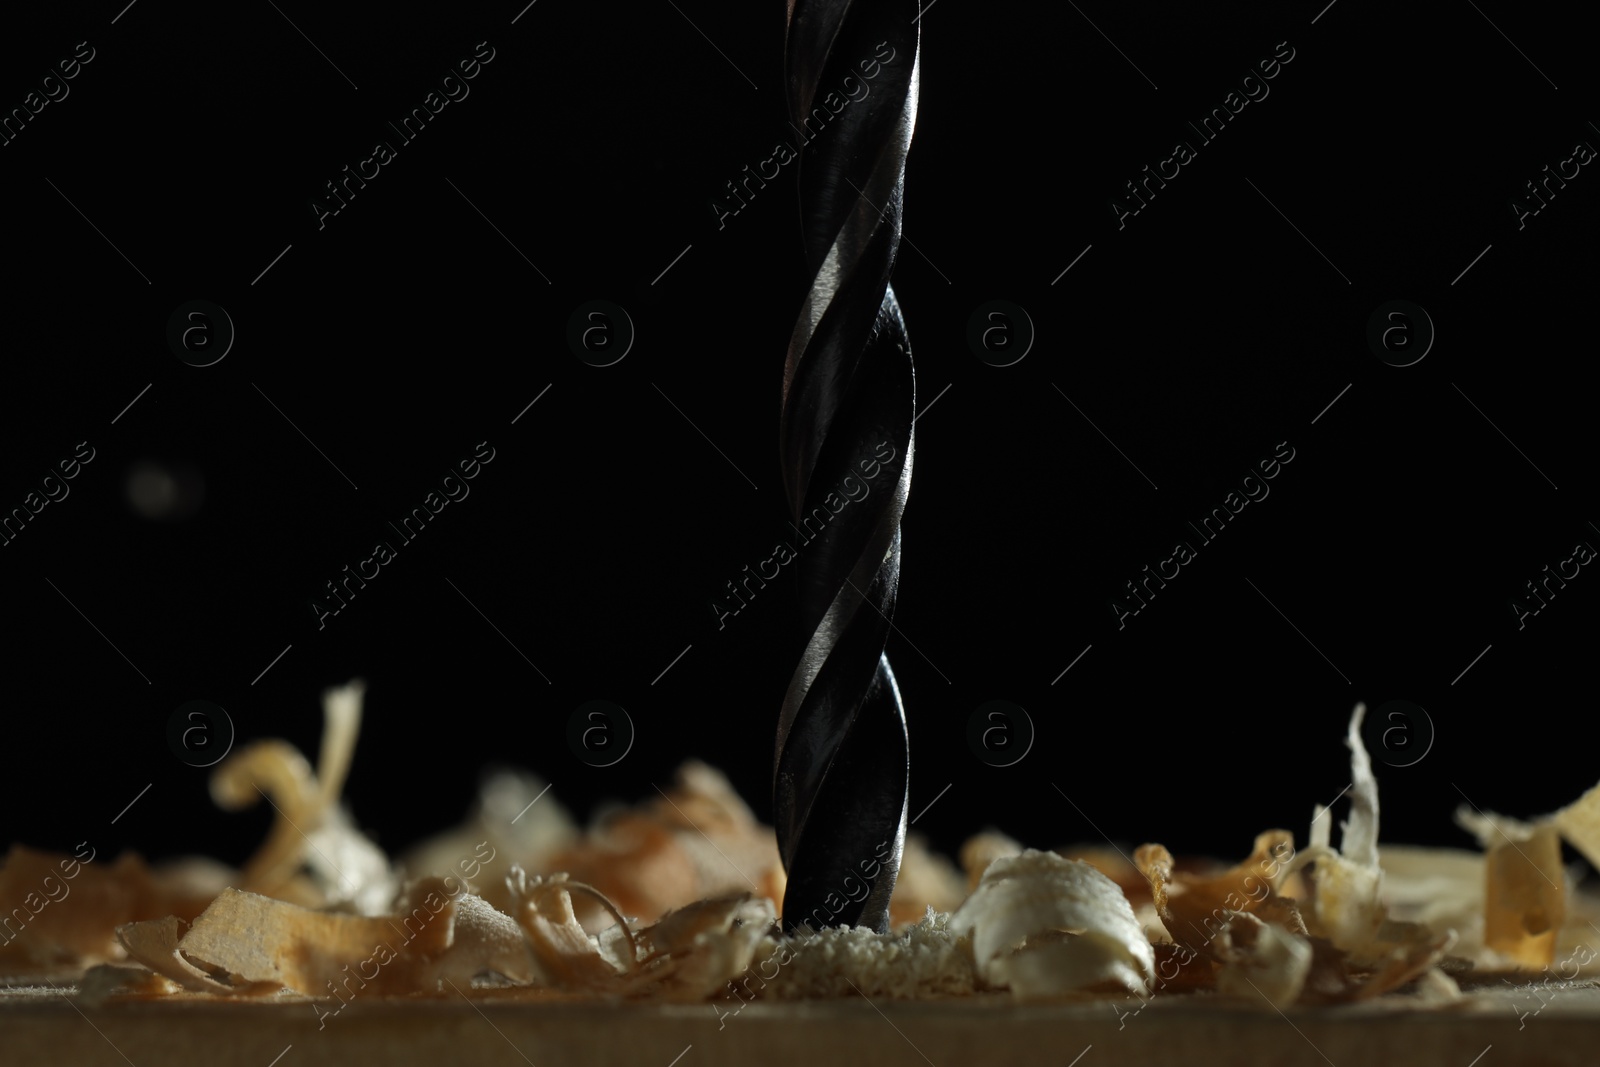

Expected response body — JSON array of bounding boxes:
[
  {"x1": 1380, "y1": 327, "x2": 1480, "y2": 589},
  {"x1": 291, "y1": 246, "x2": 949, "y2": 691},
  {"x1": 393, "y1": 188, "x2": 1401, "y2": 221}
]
[{"x1": 773, "y1": 0, "x2": 919, "y2": 936}]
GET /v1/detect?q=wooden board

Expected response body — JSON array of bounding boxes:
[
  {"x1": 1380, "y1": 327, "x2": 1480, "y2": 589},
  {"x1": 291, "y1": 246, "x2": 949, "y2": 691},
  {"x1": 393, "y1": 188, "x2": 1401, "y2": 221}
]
[{"x1": 3, "y1": 982, "x2": 1599, "y2": 1067}]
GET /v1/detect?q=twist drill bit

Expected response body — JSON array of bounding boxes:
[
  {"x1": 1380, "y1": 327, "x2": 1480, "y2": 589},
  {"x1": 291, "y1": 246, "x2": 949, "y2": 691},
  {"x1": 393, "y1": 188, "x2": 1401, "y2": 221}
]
[{"x1": 773, "y1": 0, "x2": 919, "y2": 936}]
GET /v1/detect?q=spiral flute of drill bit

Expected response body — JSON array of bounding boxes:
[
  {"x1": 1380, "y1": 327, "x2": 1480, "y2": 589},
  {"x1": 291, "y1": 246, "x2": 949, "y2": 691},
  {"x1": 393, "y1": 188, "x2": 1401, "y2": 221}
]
[{"x1": 773, "y1": 0, "x2": 919, "y2": 936}]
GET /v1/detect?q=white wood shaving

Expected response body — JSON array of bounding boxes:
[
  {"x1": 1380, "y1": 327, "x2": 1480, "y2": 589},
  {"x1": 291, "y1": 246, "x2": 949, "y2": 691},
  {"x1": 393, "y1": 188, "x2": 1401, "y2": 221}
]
[{"x1": 948, "y1": 850, "x2": 1154, "y2": 998}]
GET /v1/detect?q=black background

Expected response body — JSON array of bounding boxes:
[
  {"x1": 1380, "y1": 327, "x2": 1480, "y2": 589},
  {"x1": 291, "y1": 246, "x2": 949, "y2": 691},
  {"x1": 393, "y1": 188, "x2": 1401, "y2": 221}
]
[{"x1": 0, "y1": 0, "x2": 1594, "y2": 880}]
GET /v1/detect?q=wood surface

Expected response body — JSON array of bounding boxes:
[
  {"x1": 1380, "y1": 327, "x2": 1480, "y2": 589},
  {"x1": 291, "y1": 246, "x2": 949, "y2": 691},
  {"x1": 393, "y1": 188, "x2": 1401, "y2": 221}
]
[{"x1": 3, "y1": 980, "x2": 1599, "y2": 1067}]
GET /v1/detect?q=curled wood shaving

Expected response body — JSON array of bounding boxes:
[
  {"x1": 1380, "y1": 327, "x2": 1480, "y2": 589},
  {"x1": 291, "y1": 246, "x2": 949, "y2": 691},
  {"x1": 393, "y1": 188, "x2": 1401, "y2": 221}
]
[
  {"x1": 1552, "y1": 782, "x2": 1600, "y2": 870},
  {"x1": 1281, "y1": 706, "x2": 1458, "y2": 999},
  {"x1": 211, "y1": 679, "x2": 393, "y2": 913},
  {"x1": 116, "y1": 915, "x2": 233, "y2": 993},
  {"x1": 948, "y1": 849, "x2": 1154, "y2": 998},
  {"x1": 1483, "y1": 823, "x2": 1565, "y2": 968},
  {"x1": 542, "y1": 762, "x2": 785, "y2": 929},
  {"x1": 314, "y1": 678, "x2": 364, "y2": 809},
  {"x1": 1280, "y1": 705, "x2": 1386, "y2": 954},
  {"x1": 1349, "y1": 926, "x2": 1459, "y2": 1001},
  {"x1": 1211, "y1": 910, "x2": 1312, "y2": 1008},
  {"x1": 1136, "y1": 705, "x2": 1463, "y2": 1004},
  {"x1": 623, "y1": 893, "x2": 774, "y2": 1000},
  {"x1": 1450, "y1": 761, "x2": 1600, "y2": 971},
  {"x1": 210, "y1": 741, "x2": 321, "y2": 901},
  {"x1": 1135, "y1": 831, "x2": 1305, "y2": 962},
  {"x1": 399, "y1": 770, "x2": 578, "y2": 918},
  {"x1": 503, "y1": 867, "x2": 634, "y2": 990},
  {"x1": 174, "y1": 876, "x2": 533, "y2": 997}
]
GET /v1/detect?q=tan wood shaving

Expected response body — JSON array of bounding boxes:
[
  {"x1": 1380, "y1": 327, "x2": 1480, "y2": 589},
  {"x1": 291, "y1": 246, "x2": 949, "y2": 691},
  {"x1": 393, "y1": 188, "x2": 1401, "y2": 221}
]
[{"x1": 9, "y1": 686, "x2": 1600, "y2": 1013}]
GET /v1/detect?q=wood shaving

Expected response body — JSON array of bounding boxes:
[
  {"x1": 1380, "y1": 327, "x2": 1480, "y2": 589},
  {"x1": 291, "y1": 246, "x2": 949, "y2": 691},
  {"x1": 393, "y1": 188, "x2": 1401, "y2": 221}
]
[
  {"x1": 1136, "y1": 704, "x2": 1469, "y2": 1005},
  {"x1": 1483, "y1": 823, "x2": 1565, "y2": 967},
  {"x1": 538, "y1": 761, "x2": 786, "y2": 930},
  {"x1": 76, "y1": 963, "x2": 179, "y2": 1002},
  {"x1": 115, "y1": 915, "x2": 234, "y2": 993},
  {"x1": 1282, "y1": 705, "x2": 1387, "y2": 954},
  {"x1": 948, "y1": 849, "x2": 1154, "y2": 998},
  {"x1": 623, "y1": 892, "x2": 774, "y2": 1000},
  {"x1": 1211, "y1": 910, "x2": 1312, "y2": 1007},
  {"x1": 211, "y1": 679, "x2": 395, "y2": 913},
  {"x1": 0, "y1": 848, "x2": 213, "y2": 972},
  {"x1": 1552, "y1": 782, "x2": 1600, "y2": 869},
  {"x1": 175, "y1": 876, "x2": 533, "y2": 997},
  {"x1": 503, "y1": 868, "x2": 630, "y2": 991},
  {"x1": 1447, "y1": 765, "x2": 1600, "y2": 971},
  {"x1": 7, "y1": 685, "x2": 1600, "y2": 1016},
  {"x1": 398, "y1": 769, "x2": 578, "y2": 917}
]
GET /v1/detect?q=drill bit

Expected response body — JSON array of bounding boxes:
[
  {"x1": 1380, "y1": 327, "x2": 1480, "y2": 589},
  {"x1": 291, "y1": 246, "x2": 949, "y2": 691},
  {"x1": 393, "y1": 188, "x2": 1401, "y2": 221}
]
[{"x1": 773, "y1": 0, "x2": 919, "y2": 935}]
